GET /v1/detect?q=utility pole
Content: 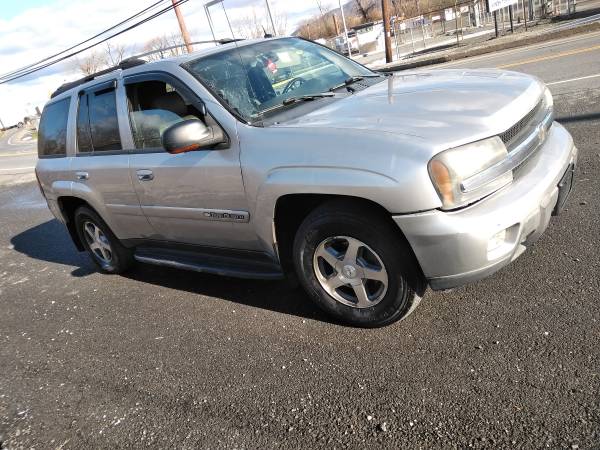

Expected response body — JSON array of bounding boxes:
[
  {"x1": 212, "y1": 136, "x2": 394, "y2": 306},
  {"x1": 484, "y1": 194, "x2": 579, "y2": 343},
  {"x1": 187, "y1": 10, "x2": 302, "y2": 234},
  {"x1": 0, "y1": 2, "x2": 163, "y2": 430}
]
[
  {"x1": 265, "y1": 0, "x2": 277, "y2": 35},
  {"x1": 171, "y1": 0, "x2": 193, "y2": 53},
  {"x1": 382, "y1": 0, "x2": 393, "y2": 63},
  {"x1": 339, "y1": 0, "x2": 353, "y2": 57},
  {"x1": 333, "y1": 13, "x2": 340, "y2": 35}
]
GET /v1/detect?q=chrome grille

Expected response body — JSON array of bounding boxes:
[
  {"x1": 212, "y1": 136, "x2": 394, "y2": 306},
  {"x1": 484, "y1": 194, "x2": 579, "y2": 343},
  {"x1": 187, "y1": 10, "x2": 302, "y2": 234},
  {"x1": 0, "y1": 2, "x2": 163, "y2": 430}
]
[
  {"x1": 460, "y1": 97, "x2": 553, "y2": 194},
  {"x1": 500, "y1": 99, "x2": 544, "y2": 149}
]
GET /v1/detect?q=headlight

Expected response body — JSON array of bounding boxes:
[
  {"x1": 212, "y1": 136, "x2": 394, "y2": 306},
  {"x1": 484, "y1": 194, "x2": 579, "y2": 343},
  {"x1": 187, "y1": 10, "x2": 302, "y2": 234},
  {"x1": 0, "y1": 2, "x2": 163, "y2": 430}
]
[{"x1": 428, "y1": 136, "x2": 513, "y2": 210}]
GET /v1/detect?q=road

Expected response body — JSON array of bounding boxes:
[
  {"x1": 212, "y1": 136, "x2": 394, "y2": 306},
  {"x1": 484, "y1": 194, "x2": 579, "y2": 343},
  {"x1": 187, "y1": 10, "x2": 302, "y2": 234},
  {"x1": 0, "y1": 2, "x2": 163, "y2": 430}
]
[
  {"x1": 1, "y1": 33, "x2": 599, "y2": 449},
  {"x1": 0, "y1": 128, "x2": 38, "y2": 177}
]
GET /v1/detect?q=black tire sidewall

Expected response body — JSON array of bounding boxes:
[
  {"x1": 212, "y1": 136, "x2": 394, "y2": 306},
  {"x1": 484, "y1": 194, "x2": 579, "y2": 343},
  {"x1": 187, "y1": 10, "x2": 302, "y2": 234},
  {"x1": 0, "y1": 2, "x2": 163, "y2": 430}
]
[
  {"x1": 294, "y1": 208, "x2": 418, "y2": 327},
  {"x1": 74, "y1": 207, "x2": 131, "y2": 274}
]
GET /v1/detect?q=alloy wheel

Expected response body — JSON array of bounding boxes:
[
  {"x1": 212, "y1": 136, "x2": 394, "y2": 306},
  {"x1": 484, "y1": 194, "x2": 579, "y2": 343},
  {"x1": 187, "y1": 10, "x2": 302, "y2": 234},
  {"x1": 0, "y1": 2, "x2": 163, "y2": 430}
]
[
  {"x1": 82, "y1": 221, "x2": 113, "y2": 266},
  {"x1": 313, "y1": 236, "x2": 388, "y2": 308}
]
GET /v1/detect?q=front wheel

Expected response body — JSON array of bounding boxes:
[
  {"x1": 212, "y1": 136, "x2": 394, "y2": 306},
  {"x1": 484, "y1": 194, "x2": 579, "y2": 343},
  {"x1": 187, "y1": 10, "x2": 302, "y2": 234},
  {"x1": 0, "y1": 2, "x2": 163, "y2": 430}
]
[
  {"x1": 74, "y1": 206, "x2": 134, "y2": 274},
  {"x1": 293, "y1": 201, "x2": 425, "y2": 327}
]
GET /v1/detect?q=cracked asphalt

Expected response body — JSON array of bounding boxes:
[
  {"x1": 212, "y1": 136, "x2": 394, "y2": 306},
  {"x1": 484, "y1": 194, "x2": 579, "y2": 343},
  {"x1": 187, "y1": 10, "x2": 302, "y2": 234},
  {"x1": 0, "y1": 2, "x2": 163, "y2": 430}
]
[{"x1": 1, "y1": 33, "x2": 599, "y2": 449}]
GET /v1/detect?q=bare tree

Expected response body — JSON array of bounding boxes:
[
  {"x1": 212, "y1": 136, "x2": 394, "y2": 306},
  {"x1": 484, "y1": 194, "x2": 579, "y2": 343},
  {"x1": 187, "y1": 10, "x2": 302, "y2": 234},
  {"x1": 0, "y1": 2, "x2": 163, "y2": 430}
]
[
  {"x1": 232, "y1": 7, "x2": 288, "y2": 39},
  {"x1": 354, "y1": 0, "x2": 381, "y2": 21},
  {"x1": 143, "y1": 33, "x2": 185, "y2": 61},
  {"x1": 74, "y1": 50, "x2": 107, "y2": 75},
  {"x1": 105, "y1": 42, "x2": 128, "y2": 66}
]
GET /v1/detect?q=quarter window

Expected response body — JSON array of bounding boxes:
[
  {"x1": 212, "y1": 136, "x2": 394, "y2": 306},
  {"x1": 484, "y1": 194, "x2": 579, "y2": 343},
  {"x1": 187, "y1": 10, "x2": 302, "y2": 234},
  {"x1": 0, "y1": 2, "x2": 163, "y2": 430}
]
[
  {"x1": 38, "y1": 98, "x2": 70, "y2": 157},
  {"x1": 76, "y1": 94, "x2": 92, "y2": 153}
]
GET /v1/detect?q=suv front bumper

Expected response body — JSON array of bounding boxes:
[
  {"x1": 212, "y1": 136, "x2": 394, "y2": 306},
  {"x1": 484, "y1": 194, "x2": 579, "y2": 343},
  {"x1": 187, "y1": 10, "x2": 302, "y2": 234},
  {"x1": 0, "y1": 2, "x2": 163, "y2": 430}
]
[{"x1": 393, "y1": 122, "x2": 578, "y2": 291}]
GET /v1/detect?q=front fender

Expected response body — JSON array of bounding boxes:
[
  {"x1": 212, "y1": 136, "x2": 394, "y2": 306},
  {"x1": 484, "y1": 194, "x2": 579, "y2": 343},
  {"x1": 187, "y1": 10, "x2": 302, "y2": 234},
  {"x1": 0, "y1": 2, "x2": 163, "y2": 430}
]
[
  {"x1": 252, "y1": 165, "x2": 433, "y2": 256},
  {"x1": 238, "y1": 124, "x2": 443, "y2": 257}
]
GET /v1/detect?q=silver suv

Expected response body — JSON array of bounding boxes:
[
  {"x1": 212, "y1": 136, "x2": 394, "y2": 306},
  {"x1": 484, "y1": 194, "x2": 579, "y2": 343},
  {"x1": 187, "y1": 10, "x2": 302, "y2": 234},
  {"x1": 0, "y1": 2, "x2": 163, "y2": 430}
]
[{"x1": 36, "y1": 37, "x2": 577, "y2": 327}]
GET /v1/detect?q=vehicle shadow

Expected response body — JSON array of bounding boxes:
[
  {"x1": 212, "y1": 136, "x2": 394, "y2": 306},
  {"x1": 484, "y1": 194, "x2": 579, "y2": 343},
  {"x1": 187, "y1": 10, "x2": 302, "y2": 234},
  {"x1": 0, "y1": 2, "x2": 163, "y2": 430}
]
[
  {"x1": 556, "y1": 112, "x2": 600, "y2": 124},
  {"x1": 11, "y1": 219, "x2": 331, "y2": 323},
  {"x1": 10, "y1": 219, "x2": 95, "y2": 277},
  {"x1": 125, "y1": 264, "x2": 331, "y2": 323}
]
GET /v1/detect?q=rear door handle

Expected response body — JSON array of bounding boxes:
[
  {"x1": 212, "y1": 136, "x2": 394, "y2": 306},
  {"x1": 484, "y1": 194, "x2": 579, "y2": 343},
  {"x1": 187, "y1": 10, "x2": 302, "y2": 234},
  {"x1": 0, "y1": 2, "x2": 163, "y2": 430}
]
[
  {"x1": 136, "y1": 169, "x2": 154, "y2": 181},
  {"x1": 75, "y1": 171, "x2": 89, "y2": 180}
]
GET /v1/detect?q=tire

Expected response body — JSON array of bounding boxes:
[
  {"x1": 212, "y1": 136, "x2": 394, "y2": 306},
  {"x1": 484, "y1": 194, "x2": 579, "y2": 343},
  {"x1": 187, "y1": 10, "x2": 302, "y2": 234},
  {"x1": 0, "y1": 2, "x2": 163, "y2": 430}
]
[
  {"x1": 293, "y1": 200, "x2": 425, "y2": 328},
  {"x1": 74, "y1": 206, "x2": 134, "y2": 274}
]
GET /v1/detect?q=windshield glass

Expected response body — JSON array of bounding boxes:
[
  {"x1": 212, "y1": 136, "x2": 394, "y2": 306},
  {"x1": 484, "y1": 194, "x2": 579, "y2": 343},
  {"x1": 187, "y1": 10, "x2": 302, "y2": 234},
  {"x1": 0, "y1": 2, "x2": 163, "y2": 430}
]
[{"x1": 184, "y1": 37, "x2": 377, "y2": 123}]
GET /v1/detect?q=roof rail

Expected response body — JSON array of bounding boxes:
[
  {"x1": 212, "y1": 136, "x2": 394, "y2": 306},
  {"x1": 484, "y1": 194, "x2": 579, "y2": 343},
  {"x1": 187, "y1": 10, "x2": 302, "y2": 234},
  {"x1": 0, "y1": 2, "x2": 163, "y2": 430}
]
[
  {"x1": 120, "y1": 38, "x2": 245, "y2": 63},
  {"x1": 50, "y1": 58, "x2": 146, "y2": 99}
]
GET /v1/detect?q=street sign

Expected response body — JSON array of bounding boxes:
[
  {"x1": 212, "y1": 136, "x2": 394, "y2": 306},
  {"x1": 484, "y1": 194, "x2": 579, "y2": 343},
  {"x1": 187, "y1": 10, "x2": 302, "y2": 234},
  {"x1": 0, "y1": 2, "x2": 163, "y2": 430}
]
[{"x1": 487, "y1": 0, "x2": 517, "y2": 12}]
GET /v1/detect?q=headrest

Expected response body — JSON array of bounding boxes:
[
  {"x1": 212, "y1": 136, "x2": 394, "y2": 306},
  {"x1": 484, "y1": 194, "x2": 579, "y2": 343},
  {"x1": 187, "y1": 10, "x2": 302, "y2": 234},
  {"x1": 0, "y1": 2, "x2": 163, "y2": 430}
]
[{"x1": 150, "y1": 92, "x2": 188, "y2": 117}]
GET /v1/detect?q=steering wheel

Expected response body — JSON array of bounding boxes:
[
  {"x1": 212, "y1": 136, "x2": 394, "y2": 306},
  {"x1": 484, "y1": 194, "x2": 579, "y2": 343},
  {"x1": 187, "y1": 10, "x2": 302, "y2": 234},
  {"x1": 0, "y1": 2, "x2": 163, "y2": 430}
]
[{"x1": 282, "y1": 77, "x2": 305, "y2": 94}]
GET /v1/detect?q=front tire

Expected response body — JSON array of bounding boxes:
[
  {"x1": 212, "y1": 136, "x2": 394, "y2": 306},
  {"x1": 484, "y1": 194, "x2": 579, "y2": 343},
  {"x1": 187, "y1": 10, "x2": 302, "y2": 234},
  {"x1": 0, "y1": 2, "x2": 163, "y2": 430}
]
[
  {"x1": 74, "y1": 206, "x2": 134, "y2": 274},
  {"x1": 293, "y1": 201, "x2": 425, "y2": 327}
]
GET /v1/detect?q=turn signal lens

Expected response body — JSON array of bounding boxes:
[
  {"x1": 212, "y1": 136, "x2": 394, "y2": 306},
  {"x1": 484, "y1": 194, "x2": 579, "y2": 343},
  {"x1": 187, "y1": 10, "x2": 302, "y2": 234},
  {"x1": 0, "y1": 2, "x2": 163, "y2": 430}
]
[{"x1": 429, "y1": 160, "x2": 453, "y2": 206}]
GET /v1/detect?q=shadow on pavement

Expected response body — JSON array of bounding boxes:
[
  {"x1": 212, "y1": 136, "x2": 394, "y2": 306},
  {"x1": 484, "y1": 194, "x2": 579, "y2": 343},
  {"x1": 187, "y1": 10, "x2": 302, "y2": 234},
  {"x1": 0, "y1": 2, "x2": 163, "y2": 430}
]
[
  {"x1": 11, "y1": 219, "x2": 330, "y2": 323},
  {"x1": 556, "y1": 112, "x2": 600, "y2": 123},
  {"x1": 125, "y1": 264, "x2": 331, "y2": 323},
  {"x1": 11, "y1": 219, "x2": 94, "y2": 277},
  {"x1": 552, "y1": 7, "x2": 600, "y2": 22}
]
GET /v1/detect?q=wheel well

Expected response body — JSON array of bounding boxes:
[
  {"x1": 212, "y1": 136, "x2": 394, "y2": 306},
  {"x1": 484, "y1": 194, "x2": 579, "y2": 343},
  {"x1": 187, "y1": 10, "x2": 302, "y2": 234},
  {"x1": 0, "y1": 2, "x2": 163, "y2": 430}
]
[
  {"x1": 273, "y1": 194, "x2": 402, "y2": 274},
  {"x1": 57, "y1": 196, "x2": 90, "y2": 251}
]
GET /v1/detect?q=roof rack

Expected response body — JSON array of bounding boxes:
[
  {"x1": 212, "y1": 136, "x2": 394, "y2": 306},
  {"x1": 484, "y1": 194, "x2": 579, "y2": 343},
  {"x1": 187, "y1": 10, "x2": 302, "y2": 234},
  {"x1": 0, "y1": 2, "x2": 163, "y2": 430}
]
[
  {"x1": 50, "y1": 38, "x2": 245, "y2": 99},
  {"x1": 50, "y1": 58, "x2": 146, "y2": 98},
  {"x1": 120, "y1": 38, "x2": 245, "y2": 62}
]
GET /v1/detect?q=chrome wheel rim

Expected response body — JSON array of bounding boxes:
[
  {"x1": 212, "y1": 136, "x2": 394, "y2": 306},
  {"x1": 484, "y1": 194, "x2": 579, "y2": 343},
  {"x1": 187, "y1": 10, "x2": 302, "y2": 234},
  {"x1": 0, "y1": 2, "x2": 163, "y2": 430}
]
[
  {"x1": 313, "y1": 236, "x2": 388, "y2": 308},
  {"x1": 83, "y1": 221, "x2": 113, "y2": 266}
]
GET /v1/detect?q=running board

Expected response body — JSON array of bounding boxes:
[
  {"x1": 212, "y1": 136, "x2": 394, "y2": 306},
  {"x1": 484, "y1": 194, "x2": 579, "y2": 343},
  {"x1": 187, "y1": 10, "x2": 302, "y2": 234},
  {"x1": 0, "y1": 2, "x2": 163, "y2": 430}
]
[{"x1": 134, "y1": 247, "x2": 284, "y2": 280}]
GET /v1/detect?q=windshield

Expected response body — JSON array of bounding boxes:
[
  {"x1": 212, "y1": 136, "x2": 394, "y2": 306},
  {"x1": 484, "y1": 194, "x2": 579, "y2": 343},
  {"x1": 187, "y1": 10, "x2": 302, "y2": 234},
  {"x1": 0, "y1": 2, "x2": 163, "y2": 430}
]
[{"x1": 184, "y1": 37, "x2": 378, "y2": 123}]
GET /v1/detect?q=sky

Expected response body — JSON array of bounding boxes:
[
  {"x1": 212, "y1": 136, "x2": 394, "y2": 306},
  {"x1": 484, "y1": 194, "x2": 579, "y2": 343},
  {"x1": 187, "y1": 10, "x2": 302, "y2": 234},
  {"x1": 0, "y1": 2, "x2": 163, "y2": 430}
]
[{"x1": 0, "y1": 0, "x2": 338, "y2": 126}]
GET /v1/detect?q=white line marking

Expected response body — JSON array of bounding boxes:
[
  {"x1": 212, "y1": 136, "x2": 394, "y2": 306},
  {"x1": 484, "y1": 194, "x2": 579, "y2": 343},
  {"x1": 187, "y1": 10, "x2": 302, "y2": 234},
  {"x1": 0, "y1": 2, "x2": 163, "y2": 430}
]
[
  {"x1": 547, "y1": 73, "x2": 600, "y2": 85},
  {"x1": 0, "y1": 167, "x2": 35, "y2": 173}
]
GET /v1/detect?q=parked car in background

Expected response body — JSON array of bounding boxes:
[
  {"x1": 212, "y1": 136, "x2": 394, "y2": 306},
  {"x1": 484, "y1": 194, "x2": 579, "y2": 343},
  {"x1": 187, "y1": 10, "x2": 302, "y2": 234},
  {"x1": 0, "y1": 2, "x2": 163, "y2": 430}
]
[
  {"x1": 334, "y1": 31, "x2": 360, "y2": 55},
  {"x1": 36, "y1": 37, "x2": 577, "y2": 327}
]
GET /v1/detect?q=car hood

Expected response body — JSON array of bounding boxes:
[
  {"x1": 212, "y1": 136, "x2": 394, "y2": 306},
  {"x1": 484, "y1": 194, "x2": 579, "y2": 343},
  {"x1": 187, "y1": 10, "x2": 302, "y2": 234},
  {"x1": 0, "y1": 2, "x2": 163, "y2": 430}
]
[{"x1": 276, "y1": 69, "x2": 544, "y2": 152}]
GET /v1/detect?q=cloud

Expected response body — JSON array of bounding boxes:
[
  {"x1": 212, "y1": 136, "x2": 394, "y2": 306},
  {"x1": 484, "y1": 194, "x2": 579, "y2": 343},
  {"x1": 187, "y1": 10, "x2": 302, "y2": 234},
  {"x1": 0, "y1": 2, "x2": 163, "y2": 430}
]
[{"x1": 0, "y1": 0, "x2": 328, "y2": 125}]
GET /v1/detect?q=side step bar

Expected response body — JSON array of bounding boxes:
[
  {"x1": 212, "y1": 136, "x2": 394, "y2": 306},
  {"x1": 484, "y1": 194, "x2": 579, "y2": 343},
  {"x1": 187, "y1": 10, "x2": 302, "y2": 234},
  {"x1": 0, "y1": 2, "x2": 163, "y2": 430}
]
[{"x1": 134, "y1": 246, "x2": 284, "y2": 280}]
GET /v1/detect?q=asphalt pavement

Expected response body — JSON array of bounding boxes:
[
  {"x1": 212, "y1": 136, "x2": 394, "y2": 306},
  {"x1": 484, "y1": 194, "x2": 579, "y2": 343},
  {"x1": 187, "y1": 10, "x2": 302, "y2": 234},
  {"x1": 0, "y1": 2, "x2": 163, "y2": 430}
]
[
  {"x1": 1, "y1": 33, "x2": 599, "y2": 449},
  {"x1": 0, "y1": 129, "x2": 38, "y2": 179}
]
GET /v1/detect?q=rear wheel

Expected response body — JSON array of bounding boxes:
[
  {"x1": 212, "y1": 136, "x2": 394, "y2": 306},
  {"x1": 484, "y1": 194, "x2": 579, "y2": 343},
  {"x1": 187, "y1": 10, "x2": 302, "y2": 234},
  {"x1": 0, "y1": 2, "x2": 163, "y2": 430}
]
[
  {"x1": 74, "y1": 206, "x2": 134, "y2": 274},
  {"x1": 293, "y1": 201, "x2": 425, "y2": 327}
]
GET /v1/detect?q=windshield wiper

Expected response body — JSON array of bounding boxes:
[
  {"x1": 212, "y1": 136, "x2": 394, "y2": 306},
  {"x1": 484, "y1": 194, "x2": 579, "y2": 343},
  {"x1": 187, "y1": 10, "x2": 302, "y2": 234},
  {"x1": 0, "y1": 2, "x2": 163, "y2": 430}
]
[
  {"x1": 329, "y1": 74, "x2": 382, "y2": 92},
  {"x1": 255, "y1": 92, "x2": 337, "y2": 117},
  {"x1": 282, "y1": 93, "x2": 335, "y2": 106}
]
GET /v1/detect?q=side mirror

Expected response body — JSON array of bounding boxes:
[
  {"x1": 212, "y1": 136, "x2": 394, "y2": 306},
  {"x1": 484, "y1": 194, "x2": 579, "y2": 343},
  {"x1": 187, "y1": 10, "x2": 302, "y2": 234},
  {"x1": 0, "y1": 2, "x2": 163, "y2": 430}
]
[{"x1": 162, "y1": 119, "x2": 224, "y2": 154}]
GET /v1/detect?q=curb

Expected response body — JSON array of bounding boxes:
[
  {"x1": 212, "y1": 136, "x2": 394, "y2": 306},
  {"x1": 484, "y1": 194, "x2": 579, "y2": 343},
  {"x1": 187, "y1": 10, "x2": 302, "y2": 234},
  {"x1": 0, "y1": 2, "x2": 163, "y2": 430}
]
[{"x1": 378, "y1": 21, "x2": 600, "y2": 72}]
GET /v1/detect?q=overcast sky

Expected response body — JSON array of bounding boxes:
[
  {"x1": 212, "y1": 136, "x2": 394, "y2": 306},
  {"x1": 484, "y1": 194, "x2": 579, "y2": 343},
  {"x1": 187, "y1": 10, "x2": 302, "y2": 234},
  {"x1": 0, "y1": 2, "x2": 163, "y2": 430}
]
[{"x1": 0, "y1": 0, "x2": 339, "y2": 125}]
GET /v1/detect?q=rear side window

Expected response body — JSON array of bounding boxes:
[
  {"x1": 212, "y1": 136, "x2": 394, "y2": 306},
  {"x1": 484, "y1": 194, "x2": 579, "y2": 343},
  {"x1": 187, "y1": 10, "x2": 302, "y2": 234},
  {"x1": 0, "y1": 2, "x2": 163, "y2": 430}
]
[
  {"x1": 38, "y1": 99, "x2": 70, "y2": 157},
  {"x1": 77, "y1": 84, "x2": 122, "y2": 153},
  {"x1": 77, "y1": 94, "x2": 93, "y2": 153}
]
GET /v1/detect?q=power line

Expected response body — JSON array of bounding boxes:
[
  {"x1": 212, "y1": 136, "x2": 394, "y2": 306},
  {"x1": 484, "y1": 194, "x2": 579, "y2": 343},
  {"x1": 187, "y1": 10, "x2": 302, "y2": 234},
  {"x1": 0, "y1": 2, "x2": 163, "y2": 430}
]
[
  {"x1": 0, "y1": 0, "x2": 168, "y2": 81},
  {"x1": 0, "y1": 0, "x2": 190, "y2": 85}
]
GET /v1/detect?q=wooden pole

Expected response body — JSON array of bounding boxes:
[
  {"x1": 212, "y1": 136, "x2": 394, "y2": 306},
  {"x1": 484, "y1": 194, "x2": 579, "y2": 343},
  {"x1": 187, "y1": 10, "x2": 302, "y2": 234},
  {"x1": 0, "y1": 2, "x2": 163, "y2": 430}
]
[
  {"x1": 171, "y1": 0, "x2": 193, "y2": 53},
  {"x1": 382, "y1": 0, "x2": 394, "y2": 63}
]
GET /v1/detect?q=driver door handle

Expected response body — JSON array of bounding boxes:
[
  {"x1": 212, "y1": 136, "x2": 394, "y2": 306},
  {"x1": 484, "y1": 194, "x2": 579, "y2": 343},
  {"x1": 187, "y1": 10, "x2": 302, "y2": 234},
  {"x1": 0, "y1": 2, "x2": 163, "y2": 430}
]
[{"x1": 136, "y1": 169, "x2": 154, "y2": 181}]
